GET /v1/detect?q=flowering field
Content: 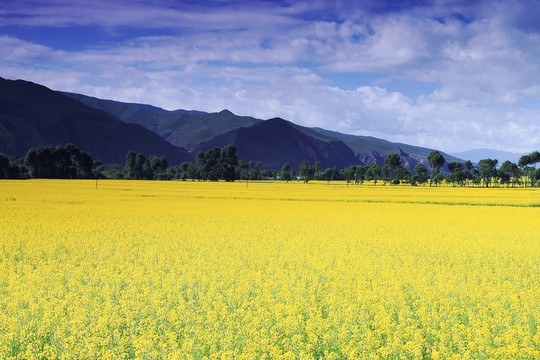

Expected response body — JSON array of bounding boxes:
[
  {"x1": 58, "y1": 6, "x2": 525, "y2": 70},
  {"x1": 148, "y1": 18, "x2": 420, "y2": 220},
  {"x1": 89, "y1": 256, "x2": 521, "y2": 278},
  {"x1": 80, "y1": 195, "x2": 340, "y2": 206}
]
[{"x1": 1, "y1": 180, "x2": 540, "y2": 359}]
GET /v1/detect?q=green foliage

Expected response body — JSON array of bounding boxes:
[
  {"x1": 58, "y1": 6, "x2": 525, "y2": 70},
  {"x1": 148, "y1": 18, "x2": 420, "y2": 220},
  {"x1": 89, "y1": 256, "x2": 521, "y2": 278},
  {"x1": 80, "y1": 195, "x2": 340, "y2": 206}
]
[
  {"x1": 220, "y1": 145, "x2": 238, "y2": 182},
  {"x1": 413, "y1": 165, "x2": 429, "y2": 185},
  {"x1": 280, "y1": 163, "x2": 292, "y2": 182},
  {"x1": 385, "y1": 153, "x2": 402, "y2": 185},
  {"x1": 478, "y1": 158, "x2": 498, "y2": 187},
  {"x1": 23, "y1": 143, "x2": 94, "y2": 179},
  {"x1": 519, "y1": 151, "x2": 540, "y2": 187},
  {"x1": 299, "y1": 161, "x2": 314, "y2": 183},
  {"x1": 368, "y1": 163, "x2": 382, "y2": 184},
  {"x1": 428, "y1": 151, "x2": 445, "y2": 187}
]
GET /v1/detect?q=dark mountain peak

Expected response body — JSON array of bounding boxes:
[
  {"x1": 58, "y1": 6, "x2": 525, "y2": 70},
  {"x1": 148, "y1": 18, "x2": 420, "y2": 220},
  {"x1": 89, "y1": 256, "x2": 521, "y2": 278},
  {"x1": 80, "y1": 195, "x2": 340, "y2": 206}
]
[
  {"x1": 196, "y1": 115, "x2": 357, "y2": 170},
  {"x1": 264, "y1": 117, "x2": 292, "y2": 126},
  {"x1": 219, "y1": 109, "x2": 235, "y2": 116}
]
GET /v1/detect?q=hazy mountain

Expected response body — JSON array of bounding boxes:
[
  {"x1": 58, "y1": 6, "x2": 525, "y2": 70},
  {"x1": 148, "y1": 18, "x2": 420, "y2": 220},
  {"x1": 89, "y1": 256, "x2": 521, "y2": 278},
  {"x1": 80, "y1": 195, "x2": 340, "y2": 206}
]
[
  {"x1": 195, "y1": 117, "x2": 358, "y2": 170},
  {"x1": 311, "y1": 128, "x2": 464, "y2": 172},
  {"x1": 62, "y1": 92, "x2": 261, "y2": 151},
  {"x1": 0, "y1": 78, "x2": 192, "y2": 164},
  {"x1": 451, "y1": 149, "x2": 526, "y2": 164}
]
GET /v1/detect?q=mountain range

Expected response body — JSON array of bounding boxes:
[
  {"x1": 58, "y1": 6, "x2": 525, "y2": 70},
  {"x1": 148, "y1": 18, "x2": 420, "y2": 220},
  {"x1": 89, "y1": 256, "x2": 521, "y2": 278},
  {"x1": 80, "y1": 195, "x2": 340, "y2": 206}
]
[{"x1": 2, "y1": 77, "x2": 464, "y2": 170}]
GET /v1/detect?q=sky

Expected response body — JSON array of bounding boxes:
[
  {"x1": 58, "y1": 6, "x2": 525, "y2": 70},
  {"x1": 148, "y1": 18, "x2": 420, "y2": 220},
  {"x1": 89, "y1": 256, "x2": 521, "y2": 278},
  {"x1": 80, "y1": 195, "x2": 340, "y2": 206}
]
[{"x1": 1, "y1": 0, "x2": 540, "y2": 154}]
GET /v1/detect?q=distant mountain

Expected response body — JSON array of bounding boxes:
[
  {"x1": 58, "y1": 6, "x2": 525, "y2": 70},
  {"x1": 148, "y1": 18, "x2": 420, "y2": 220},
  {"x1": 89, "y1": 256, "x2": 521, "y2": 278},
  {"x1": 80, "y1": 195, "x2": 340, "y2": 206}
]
[
  {"x1": 62, "y1": 92, "x2": 261, "y2": 151},
  {"x1": 63, "y1": 91, "x2": 466, "y2": 172},
  {"x1": 0, "y1": 78, "x2": 192, "y2": 164},
  {"x1": 195, "y1": 118, "x2": 358, "y2": 170},
  {"x1": 311, "y1": 128, "x2": 463, "y2": 172},
  {"x1": 451, "y1": 149, "x2": 526, "y2": 164}
]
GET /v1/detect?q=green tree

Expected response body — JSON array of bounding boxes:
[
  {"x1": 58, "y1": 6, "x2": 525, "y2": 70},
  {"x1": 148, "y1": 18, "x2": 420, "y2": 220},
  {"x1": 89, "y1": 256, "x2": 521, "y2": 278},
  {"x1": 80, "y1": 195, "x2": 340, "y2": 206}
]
[
  {"x1": 385, "y1": 153, "x2": 401, "y2": 185},
  {"x1": 499, "y1": 161, "x2": 520, "y2": 187},
  {"x1": 369, "y1": 163, "x2": 382, "y2": 185},
  {"x1": 220, "y1": 145, "x2": 238, "y2": 182},
  {"x1": 195, "y1": 152, "x2": 206, "y2": 180},
  {"x1": 355, "y1": 165, "x2": 367, "y2": 185},
  {"x1": 134, "y1": 153, "x2": 146, "y2": 180},
  {"x1": 299, "y1": 161, "x2": 314, "y2": 183},
  {"x1": 24, "y1": 147, "x2": 51, "y2": 178},
  {"x1": 464, "y1": 160, "x2": 474, "y2": 187},
  {"x1": 447, "y1": 162, "x2": 467, "y2": 187},
  {"x1": 124, "y1": 151, "x2": 137, "y2": 180},
  {"x1": 314, "y1": 161, "x2": 323, "y2": 180},
  {"x1": 280, "y1": 163, "x2": 292, "y2": 182},
  {"x1": 203, "y1": 147, "x2": 222, "y2": 181},
  {"x1": 413, "y1": 164, "x2": 429, "y2": 185},
  {"x1": 478, "y1": 158, "x2": 498, "y2": 187},
  {"x1": 124, "y1": 151, "x2": 146, "y2": 180},
  {"x1": 74, "y1": 151, "x2": 93, "y2": 179},
  {"x1": 519, "y1": 151, "x2": 540, "y2": 187},
  {"x1": 323, "y1": 168, "x2": 333, "y2": 182},
  {"x1": 342, "y1": 165, "x2": 356, "y2": 185},
  {"x1": 427, "y1": 151, "x2": 445, "y2": 187},
  {"x1": 237, "y1": 160, "x2": 251, "y2": 180}
]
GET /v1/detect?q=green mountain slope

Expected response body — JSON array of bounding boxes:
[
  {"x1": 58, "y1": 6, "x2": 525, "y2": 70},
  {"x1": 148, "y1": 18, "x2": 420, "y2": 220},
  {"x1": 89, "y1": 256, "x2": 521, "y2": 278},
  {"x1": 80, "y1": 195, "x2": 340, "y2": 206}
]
[
  {"x1": 63, "y1": 92, "x2": 261, "y2": 151},
  {"x1": 0, "y1": 78, "x2": 192, "y2": 164}
]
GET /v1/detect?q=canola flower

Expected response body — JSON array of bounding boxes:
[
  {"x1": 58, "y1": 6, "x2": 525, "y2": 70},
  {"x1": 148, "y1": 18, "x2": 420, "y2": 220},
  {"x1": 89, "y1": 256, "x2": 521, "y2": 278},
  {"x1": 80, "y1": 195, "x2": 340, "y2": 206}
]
[{"x1": 0, "y1": 179, "x2": 539, "y2": 359}]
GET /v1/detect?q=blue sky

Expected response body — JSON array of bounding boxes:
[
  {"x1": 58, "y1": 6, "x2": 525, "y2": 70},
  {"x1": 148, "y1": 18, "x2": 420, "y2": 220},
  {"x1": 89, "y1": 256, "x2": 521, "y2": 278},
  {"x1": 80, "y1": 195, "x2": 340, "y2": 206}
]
[{"x1": 1, "y1": 0, "x2": 539, "y2": 153}]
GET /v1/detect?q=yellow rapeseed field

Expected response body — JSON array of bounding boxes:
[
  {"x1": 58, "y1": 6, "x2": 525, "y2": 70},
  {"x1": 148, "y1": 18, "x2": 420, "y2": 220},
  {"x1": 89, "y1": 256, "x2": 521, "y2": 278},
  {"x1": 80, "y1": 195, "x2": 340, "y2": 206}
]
[{"x1": 1, "y1": 179, "x2": 539, "y2": 359}]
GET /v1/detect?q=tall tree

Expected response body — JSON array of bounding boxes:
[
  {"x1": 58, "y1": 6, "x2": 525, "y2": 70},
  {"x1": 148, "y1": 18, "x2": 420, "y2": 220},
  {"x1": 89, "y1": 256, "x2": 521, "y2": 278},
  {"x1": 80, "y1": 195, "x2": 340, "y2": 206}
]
[
  {"x1": 203, "y1": 147, "x2": 222, "y2": 181},
  {"x1": 74, "y1": 150, "x2": 93, "y2": 179},
  {"x1": 254, "y1": 161, "x2": 263, "y2": 180},
  {"x1": 299, "y1": 161, "x2": 314, "y2": 183},
  {"x1": 124, "y1": 151, "x2": 137, "y2": 180},
  {"x1": 519, "y1": 151, "x2": 540, "y2": 187},
  {"x1": 220, "y1": 145, "x2": 238, "y2": 182},
  {"x1": 148, "y1": 155, "x2": 169, "y2": 180},
  {"x1": 427, "y1": 150, "x2": 445, "y2": 187},
  {"x1": 342, "y1": 165, "x2": 356, "y2": 185},
  {"x1": 478, "y1": 158, "x2": 498, "y2": 187},
  {"x1": 385, "y1": 152, "x2": 401, "y2": 185},
  {"x1": 464, "y1": 160, "x2": 474, "y2": 187},
  {"x1": 413, "y1": 164, "x2": 429, "y2": 185},
  {"x1": 355, "y1": 165, "x2": 367, "y2": 185},
  {"x1": 518, "y1": 154, "x2": 532, "y2": 187},
  {"x1": 499, "y1": 161, "x2": 520, "y2": 187},
  {"x1": 369, "y1": 163, "x2": 382, "y2": 185},
  {"x1": 280, "y1": 163, "x2": 292, "y2": 182},
  {"x1": 447, "y1": 162, "x2": 467, "y2": 187},
  {"x1": 25, "y1": 147, "x2": 59, "y2": 178}
]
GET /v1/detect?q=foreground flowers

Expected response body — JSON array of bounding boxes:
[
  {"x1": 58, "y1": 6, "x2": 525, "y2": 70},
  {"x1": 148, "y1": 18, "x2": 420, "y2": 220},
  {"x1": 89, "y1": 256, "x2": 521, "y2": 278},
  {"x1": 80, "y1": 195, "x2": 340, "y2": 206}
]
[{"x1": 1, "y1": 180, "x2": 539, "y2": 359}]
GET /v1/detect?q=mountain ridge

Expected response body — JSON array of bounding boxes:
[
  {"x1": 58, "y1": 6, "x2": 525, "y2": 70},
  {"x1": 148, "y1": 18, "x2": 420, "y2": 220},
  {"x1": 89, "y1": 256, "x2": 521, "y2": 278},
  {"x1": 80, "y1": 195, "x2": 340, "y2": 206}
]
[
  {"x1": 0, "y1": 77, "x2": 192, "y2": 164},
  {"x1": 1, "y1": 77, "x2": 472, "y2": 171},
  {"x1": 63, "y1": 91, "x2": 465, "y2": 171}
]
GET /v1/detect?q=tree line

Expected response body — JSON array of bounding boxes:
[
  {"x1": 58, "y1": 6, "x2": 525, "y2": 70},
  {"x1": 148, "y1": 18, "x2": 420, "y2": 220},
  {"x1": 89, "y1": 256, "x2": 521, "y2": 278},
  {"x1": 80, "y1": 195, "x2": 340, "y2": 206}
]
[{"x1": 1, "y1": 144, "x2": 539, "y2": 187}]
